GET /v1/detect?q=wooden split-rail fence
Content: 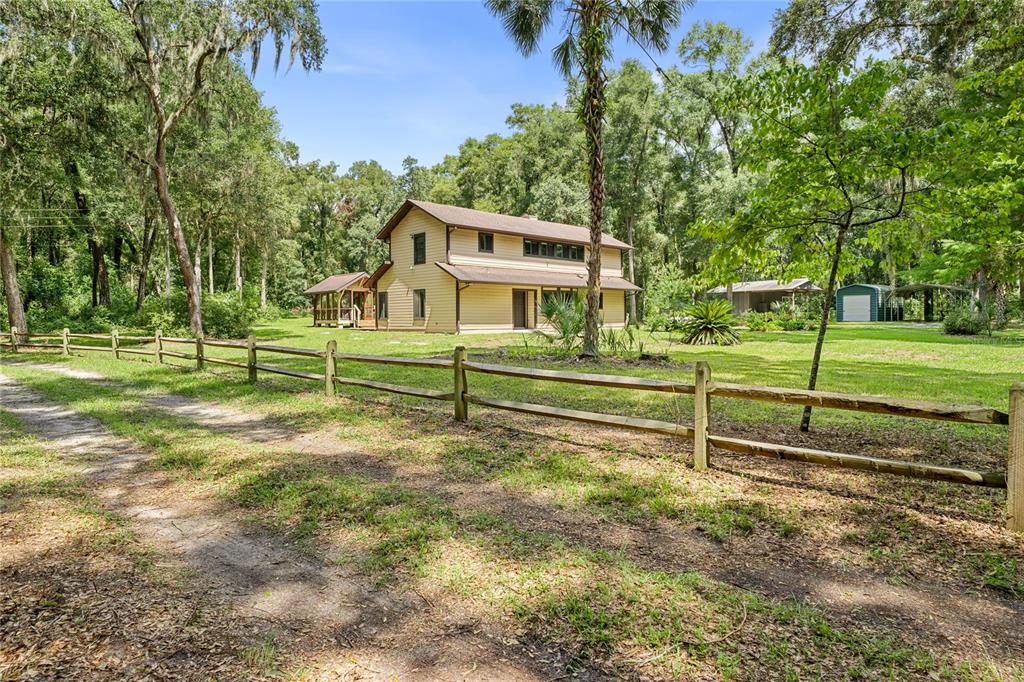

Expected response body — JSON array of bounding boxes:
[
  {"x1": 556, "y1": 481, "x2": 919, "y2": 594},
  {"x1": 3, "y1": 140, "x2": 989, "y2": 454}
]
[{"x1": 3, "y1": 326, "x2": 1022, "y2": 532}]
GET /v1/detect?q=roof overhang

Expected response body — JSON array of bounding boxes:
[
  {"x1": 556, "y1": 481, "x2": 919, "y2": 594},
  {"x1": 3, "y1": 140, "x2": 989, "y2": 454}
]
[
  {"x1": 365, "y1": 261, "x2": 393, "y2": 289},
  {"x1": 436, "y1": 262, "x2": 641, "y2": 291}
]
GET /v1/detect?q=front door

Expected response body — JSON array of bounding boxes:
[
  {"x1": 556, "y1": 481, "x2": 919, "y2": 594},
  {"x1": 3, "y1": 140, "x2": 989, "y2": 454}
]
[{"x1": 512, "y1": 290, "x2": 528, "y2": 329}]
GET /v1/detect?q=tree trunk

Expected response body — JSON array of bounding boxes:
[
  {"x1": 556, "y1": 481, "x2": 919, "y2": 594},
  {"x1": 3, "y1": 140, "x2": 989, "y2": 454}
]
[
  {"x1": 65, "y1": 161, "x2": 111, "y2": 307},
  {"x1": 580, "y1": 0, "x2": 606, "y2": 357},
  {"x1": 207, "y1": 224, "x2": 214, "y2": 295},
  {"x1": 88, "y1": 237, "x2": 111, "y2": 308},
  {"x1": 234, "y1": 228, "x2": 242, "y2": 295},
  {"x1": 194, "y1": 230, "x2": 203, "y2": 294},
  {"x1": 800, "y1": 224, "x2": 848, "y2": 432},
  {"x1": 994, "y1": 282, "x2": 1007, "y2": 328},
  {"x1": 153, "y1": 141, "x2": 203, "y2": 335},
  {"x1": 260, "y1": 246, "x2": 269, "y2": 309},
  {"x1": 113, "y1": 234, "x2": 124, "y2": 272},
  {"x1": 163, "y1": 232, "x2": 172, "y2": 302},
  {"x1": 0, "y1": 225, "x2": 28, "y2": 340},
  {"x1": 135, "y1": 210, "x2": 157, "y2": 311},
  {"x1": 626, "y1": 214, "x2": 637, "y2": 324}
]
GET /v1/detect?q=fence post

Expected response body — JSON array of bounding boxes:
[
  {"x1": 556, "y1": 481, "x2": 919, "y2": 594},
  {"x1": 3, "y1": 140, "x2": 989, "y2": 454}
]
[
  {"x1": 195, "y1": 334, "x2": 204, "y2": 370},
  {"x1": 247, "y1": 335, "x2": 257, "y2": 383},
  {"x1": 111, "y1": 329, "x2": 120, "y2": 360},
  {"x1": 325, "y1": 339, "x2": 337, "y2": 397},
  {"x1": 453, "y1": 345, "x2": 468, "y2": 422},
  {"x1": 694, "y1": 361, "x2": 710, "y2": 471},
  {"x1": 62, "y1": 328, "x2": 70, "y2": 356},
  {"x1": 10, "y1": 326, "x2": 17, "y2": 353},
  {"x1": 154, "y1": 329, "x2": 163, "y2": 364},
  {"x1": 1009, "y1": 383, "x2": 1024, "y2": 533}
]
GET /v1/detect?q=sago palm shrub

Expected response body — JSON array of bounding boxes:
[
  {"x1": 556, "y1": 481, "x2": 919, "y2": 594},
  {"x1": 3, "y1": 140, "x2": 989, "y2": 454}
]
[
  {"x1": 536, "y1": 295, "x2": 586, "y2": 350},
  {"x1": 680, "y1": 299, "x2": 741, "y2": 345}
]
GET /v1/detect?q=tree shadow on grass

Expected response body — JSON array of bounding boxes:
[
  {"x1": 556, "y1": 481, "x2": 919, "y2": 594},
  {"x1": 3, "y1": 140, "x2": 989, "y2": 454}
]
[{"x1": 7, "y1": 369, "x2": 1024, "y2": 677}]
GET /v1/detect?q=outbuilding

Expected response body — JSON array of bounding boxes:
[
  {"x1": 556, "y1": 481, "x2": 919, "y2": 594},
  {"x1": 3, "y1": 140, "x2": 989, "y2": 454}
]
[
  {"x1": 707, "y1": 278, "x2": 821, "y2": 314},
  {"x1": 304, "y1": 272, "x2": 374, "y2": 328},
  {"x1": 835, "y1": 284, "x2": 903, "y2": 322}
]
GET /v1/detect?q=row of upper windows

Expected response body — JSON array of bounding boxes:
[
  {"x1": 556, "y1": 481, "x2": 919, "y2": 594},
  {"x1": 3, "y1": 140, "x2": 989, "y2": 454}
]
[{"x1": 410, "y1": 230, "x2": 587, "y2": 265}]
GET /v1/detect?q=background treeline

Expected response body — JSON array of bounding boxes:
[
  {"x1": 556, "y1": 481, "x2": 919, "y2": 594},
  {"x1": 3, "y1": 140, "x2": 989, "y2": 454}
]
[{"x1": 1, "y1": 0, "x2": 1021, "y2": 337}]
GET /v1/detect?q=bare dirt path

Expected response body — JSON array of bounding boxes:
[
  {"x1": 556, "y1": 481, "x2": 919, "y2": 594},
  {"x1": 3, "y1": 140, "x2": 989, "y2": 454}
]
[
  {"x1": 0, "y1": 370, "x2": 592, "y2": 681},
  {"x1": 6, "y1": 361, "x2": 1024, "y2": 671}
]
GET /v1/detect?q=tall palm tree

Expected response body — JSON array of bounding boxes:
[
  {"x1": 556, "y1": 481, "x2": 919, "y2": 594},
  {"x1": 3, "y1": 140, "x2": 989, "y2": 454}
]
[{"x1": 486, "y1": 0, "x2": 686, "y2": 356}]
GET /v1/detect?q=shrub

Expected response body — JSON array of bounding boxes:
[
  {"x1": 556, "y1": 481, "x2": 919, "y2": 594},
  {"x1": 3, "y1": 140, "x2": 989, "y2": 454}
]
[
  {"x1": 679, "y1": 299, "x2": 741, "y2": 346},
  {"x1": 943, "y1": 302, "x2": 990, "y2": 336},
  {"x1": 535, "y1": 294, "x2": 585, "y2": 350},
  {"x1": 643, "y1": 263, "x2": 696, "y2": 331},
  {"x1": 134, "y1": 289, "x2": 257, "y2": 338},
  {"x1": 202, "y1": 292, "x2": 257, "y2": 338},
  {"x1": 743, "y1": 311, "x2": 770, "y2": 331}
]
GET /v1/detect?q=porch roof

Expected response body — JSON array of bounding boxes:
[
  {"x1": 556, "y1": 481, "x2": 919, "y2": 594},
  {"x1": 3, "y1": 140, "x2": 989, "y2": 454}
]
[
  {"x1": 435, "y1": 262, "x2": 641, "y2": 291},
  {"x1": 303, "y1": 272, "x2": 368, "y2": 296}
]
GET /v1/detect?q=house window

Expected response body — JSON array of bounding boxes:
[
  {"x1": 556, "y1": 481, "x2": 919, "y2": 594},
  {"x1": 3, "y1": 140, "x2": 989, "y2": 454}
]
[
  {"x1": 413, "y1": 289, "x2": 426, "y2": 319},
  {"x1": 412, "y1": 233, "x2": 426, "y2": 265},
  {"x1": 377, "y1": 292, "x2": 388, "y2": 319},
  {"x1": 599, "y1": 293, "x2": 604, "y2": 309},
  {"x1": 542, "y1": 289, "x2": 575, "y2": 306},
  {"x1": 524, "y1": 239, "x2": 584, "y2": 261},
  {"x1": 478, "y1": 232, "x2": 494, "y2": 253}
]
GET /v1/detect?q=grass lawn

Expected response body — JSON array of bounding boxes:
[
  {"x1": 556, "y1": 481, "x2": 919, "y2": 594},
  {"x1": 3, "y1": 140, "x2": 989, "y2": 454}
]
[
  {"x1": 2, "y1": 319, "x2": 1023, "y2": 679},
  {"x1": 166, "y1": 316, "x2": 1021, "y2": 449}
]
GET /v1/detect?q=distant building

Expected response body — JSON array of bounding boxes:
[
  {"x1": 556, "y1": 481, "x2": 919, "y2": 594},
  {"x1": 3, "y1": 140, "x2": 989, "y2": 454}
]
[
  {"x1": 707, "y1": 278, "x2": 821, "y2": 314},
  {"x1": 366, "y1": 200, "x2": 638, "y2": 333}
]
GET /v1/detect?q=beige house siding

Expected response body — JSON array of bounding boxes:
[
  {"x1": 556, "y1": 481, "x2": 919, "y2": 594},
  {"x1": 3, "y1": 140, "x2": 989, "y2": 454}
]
[
  {"x1": 456, "y1": 284, "x2": 626, "y2": 334},
  {"x1": 373, "y1": 208, "x2": 629, "y2": 333},
  {"x1": 448, "y1": 228, "x2": 623, "y2": 278},
  {"x1": 375, "y1": 207, "x2": 456, "y2": 332}
]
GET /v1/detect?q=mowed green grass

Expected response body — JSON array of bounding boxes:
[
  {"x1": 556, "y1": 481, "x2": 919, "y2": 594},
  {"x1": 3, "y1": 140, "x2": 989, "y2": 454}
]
[
  {"x1": 3, "y1": 321, "x2": 1023, "y2": 679},
  {"x1": 251, "y1": 317, "x2": 1023, "y2": 407},
  {"x1": 30, "y1": 317, "x2": 1022, "y2": 452}
]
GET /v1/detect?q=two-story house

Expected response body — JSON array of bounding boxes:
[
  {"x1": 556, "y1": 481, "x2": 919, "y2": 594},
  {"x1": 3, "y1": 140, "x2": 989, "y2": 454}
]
[{"x1": 365, "y1": 200, "x2": 639, "y2": 333}]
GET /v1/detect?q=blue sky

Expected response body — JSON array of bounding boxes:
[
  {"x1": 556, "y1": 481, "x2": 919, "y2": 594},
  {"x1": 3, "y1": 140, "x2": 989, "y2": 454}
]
[{"x1": 252, "y1": 1, "x2": 785, "y2": 174}]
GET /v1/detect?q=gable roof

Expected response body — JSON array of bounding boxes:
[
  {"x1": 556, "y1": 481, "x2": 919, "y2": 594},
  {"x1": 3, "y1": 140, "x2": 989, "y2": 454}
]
[
  {"x1": 376, "y1": 199, "x2": 631, "y2": 250},
  {"x1": 836, "y1": 283, "x2": 891, "y2": 293},
  {"x1": 303, "y1": 272, "x2": 368, "y2": 296},
  {"x1": 707, "y1": 278, "x2": 821, "y2": 294}
]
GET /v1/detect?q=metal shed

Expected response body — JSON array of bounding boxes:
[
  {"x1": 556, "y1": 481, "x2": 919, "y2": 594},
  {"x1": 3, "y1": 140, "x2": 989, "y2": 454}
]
[
  {"x1": 707, "y1": 278, "x2": 822, "y2": 313},
  {"x1": 835, "y1": 284, "x2": 903, "y2": 322}
]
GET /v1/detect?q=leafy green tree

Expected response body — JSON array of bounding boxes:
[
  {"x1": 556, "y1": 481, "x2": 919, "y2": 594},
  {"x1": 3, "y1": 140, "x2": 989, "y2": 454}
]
[
  {"x1": 106, "y1": 0, "x2": 325, "y2": 334},
  {"x1": 486, "y1": 0, "x2": 686, "y2": 356},
  {"x1": 725, "y1": 60, "x2": 922, "y2": 430}
]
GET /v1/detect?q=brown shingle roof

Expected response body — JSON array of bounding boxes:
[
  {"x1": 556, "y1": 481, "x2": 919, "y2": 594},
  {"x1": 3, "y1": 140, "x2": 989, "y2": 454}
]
[
  {"x1": 303, "y1": 272, "x2": 368, "y2": 295},
  {"x1": 436, "y1": 262, "x2": 640, "y2": 291},
  {"x1": 377, "y1": 200, "x2": 631, "y2": 250}
]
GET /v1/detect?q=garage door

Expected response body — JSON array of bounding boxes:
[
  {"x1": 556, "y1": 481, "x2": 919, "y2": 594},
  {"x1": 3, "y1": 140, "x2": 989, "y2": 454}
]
[{"x1": 842, "y1": 294, "x2": 871, "y2": 321}]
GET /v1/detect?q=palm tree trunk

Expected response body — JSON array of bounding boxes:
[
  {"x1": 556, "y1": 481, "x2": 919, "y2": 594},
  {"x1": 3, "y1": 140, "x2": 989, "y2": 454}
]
[
  {"x1": 0, "y1": 225, "x2": 28, "y2": 340},
  {"x1": 800, "y1": 223, "x2": 848, "y2": 432},
  {"x1": 153, "y1": 138, "x2": 203, "y2": 335},
  {"x1": 580, "y1": 0, "x2": 607, "y2": 357},
  {"x1": 626, "y1": 213, "x2": 637, "y2": 324}
]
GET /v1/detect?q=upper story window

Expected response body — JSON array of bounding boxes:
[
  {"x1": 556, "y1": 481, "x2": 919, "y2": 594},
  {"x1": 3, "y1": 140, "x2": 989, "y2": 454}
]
[
  {"x1": 478, "y1": 232, "x2": 494, "y2": 253},
  {"x1": 524, "y1": 239, "x2": 584, "y2": 262},
  {"x1": 412, "y1": 232, "x2": 426, "y2": 265}
]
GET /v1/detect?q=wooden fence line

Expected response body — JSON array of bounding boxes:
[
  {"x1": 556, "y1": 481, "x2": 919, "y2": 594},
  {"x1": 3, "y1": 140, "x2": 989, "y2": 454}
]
[{"x1": 2, "y1": 327, "x2": 1020, "y2": 531}]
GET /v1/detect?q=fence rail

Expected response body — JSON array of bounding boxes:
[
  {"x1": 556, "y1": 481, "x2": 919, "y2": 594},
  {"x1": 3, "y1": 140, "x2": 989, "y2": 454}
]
[{"x1": 3, "y1": 325, "x2": 1021, "y2": 531}]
